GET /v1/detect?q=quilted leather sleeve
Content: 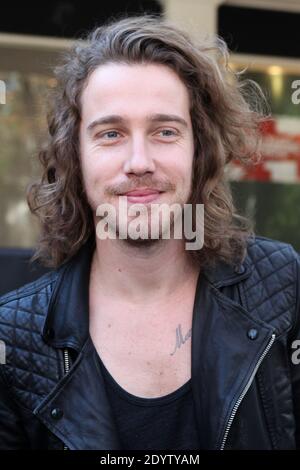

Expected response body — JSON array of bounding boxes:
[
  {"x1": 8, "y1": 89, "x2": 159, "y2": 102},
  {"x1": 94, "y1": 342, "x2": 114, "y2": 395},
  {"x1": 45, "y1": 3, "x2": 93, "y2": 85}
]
[
  {"x1": 0, "y1": 367, "x2": 30, "y2": 449},
  {"x1": 246, "y1": 237, "x2": 300, "y2": 448},
  {"x1": 0, "y1": 271, "x2": 59, "y2": 449},
  {"x1": 282, "y1": 246, "x2": 300, "y2": 449},
  {"x1": 288, "y1": 249, "x2": 300, "y2": 449}
]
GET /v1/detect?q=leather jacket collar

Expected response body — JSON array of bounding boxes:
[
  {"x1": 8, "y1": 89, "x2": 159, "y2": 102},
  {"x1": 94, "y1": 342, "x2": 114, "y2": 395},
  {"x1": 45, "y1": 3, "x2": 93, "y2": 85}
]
[
  {"x1": 42, "y1": 234, "x2": 254, "y2": 351},
  {"x1": 42, "y1": 234, "x2": 96, "y2": 352}
]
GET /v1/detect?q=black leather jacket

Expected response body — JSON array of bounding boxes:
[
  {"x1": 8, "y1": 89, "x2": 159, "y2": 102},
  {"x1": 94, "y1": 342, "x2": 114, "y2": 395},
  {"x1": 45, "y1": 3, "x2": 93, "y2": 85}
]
[{"x1": 0, "y1": 235, "x2": 300, "y2": 450}]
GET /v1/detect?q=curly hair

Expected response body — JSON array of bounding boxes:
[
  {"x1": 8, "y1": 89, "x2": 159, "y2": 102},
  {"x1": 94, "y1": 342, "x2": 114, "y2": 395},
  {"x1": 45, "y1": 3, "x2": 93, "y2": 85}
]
[{"x1": 27, "y1": 13, "x2": 268, "y2": 269}]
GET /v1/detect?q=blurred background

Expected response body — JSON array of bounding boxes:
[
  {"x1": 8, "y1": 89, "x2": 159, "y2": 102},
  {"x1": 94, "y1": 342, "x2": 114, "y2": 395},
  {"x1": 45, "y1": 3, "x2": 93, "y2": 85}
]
[{"x1": 0, "y1": 0, "x2": 299, "y2": 293}]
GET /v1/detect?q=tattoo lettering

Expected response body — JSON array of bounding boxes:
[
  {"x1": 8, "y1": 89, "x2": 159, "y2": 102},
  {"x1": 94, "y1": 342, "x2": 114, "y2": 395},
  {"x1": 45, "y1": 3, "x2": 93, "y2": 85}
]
[{"x1": 170, "y1": 323, "x2": 192, "y2": 356}]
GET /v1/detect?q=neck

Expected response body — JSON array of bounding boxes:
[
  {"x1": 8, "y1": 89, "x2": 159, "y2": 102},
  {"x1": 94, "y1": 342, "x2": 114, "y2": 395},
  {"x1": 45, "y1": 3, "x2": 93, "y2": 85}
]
[{"x1": 89, "y1": 235, "x2": 200, "y2": 306}]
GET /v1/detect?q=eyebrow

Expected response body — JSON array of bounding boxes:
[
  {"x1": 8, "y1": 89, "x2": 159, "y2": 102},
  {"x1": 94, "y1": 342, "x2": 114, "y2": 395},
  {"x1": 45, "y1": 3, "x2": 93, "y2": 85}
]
[{"x1": 86, "y1": 113, "x2": 188, "y2": 133}]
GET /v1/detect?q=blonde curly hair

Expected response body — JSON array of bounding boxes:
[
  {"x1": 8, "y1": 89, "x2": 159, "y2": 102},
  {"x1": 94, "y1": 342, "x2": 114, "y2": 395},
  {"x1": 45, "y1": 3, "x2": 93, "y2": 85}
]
[{"x1": 27, "y1": 14, "x2": 268, "y2": 269}]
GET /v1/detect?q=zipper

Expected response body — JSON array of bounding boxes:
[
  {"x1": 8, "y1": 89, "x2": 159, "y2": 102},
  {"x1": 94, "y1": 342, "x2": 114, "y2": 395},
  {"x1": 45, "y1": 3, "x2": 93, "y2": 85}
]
[
  {"x1": 62, "y1": 348, "x2": 70, "y2": 451},
  {"x1": 219, "y1": 333, "x2": 276, "y2": 450},
  {"x1": 63, "y1": 348, "x2": 70, "y2": 374}
]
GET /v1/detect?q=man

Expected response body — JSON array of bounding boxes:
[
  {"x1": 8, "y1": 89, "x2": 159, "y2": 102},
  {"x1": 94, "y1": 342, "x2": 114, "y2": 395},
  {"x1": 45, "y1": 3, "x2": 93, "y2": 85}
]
[{"x1": 0, "y1": 14, "x2": 300, "y2": 450}]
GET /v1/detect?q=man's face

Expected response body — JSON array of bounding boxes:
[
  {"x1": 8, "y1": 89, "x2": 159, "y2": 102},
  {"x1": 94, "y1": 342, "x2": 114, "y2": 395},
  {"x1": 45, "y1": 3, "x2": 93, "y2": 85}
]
[{"x1": 79, "y1": 62, "x2": 195, "y2": 242}]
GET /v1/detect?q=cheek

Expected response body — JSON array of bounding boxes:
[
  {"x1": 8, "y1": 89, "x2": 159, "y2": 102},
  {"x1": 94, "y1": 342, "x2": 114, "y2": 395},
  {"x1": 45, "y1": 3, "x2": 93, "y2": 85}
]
[
  {"x1": 164, "y1": 141, "x2": 194, "y2": 177},
  {"x1": 173, "y1": 162, "x2": 193, "y2": 200},
  {"x1": 170, "y1": 160, "x2": 193, "y2": 184},
  {"x1": 80, "y1": 159, "x2": 95, "y2": 192},
  {"x1": 81, "y1": 155, "x2": 119, "y2": 199}
]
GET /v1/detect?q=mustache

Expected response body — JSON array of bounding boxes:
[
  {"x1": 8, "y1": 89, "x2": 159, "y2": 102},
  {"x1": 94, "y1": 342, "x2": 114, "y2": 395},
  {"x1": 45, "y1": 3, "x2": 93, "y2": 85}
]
[{"x1": 106, "y1": 177, "x2": 176, "y2": 195}]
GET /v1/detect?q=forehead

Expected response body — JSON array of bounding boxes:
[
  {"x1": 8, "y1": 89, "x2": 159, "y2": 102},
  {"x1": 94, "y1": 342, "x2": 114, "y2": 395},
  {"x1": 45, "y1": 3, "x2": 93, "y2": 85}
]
[{"x1": 80, "y1": 62, "x2": 191, "y2": 119}]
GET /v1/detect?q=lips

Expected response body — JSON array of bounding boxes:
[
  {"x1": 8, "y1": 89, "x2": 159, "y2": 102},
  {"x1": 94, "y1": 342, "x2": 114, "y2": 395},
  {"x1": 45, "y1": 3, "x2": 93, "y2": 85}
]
[
  {"x1": 120, "y1": 188, "x2": 163, "y2": 203},
  {"x1": 124, "y1": 189, "x2": 161, "y2": 197}
]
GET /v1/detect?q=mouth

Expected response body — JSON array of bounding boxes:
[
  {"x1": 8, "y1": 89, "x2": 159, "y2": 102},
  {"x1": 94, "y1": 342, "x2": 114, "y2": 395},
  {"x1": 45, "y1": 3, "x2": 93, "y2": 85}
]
[{"x1": 119, "y1": 188, "x2": 164, "y2": 203}]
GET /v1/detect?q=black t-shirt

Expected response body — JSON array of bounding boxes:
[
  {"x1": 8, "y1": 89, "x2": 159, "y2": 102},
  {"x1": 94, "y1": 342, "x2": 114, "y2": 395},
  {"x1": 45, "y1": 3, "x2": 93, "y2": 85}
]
[{"x1": 97, "y1": 354, "x2": 201, "y2": 451}]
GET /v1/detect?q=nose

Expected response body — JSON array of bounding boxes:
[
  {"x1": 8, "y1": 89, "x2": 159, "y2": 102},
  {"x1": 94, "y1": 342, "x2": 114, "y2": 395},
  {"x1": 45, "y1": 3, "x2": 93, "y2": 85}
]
[{"x1": 123, "y1": 134, "x2": 156, "y2": 176}]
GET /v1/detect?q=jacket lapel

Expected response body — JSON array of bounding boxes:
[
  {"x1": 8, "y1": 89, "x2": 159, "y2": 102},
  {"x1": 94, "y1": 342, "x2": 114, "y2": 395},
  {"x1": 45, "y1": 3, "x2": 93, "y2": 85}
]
[
  {"x1": 191, "y1": 272, "x2": 275, "y2": 449},
  {"x1": 37, "y1": 234, "x2": 123, "y2": 449},
  {"x1": 34, "y1": 336, "x2": 122, "y2": 450}
]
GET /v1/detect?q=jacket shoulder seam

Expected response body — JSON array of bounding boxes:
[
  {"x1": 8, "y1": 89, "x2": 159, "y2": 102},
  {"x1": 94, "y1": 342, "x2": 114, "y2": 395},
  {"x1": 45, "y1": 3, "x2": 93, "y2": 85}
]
[{"x1": 0, "y1": 272, "x2": 59, "y2": 307}]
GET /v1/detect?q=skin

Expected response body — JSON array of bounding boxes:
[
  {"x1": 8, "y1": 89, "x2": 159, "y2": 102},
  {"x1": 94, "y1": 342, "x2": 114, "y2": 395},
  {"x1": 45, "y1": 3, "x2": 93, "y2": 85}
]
[{"x1": 79, "y1": 63, "x2": 200, "y2": 396}]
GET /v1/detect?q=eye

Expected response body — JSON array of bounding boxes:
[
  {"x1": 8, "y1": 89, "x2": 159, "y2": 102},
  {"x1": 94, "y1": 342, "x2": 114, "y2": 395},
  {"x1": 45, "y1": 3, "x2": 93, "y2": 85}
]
[
  {"x1": 157, "y1": 129, "x2": 178, "y2": 138},
  {"x1": 96, "y1": 130, "x2": 121, "y2": 139}
]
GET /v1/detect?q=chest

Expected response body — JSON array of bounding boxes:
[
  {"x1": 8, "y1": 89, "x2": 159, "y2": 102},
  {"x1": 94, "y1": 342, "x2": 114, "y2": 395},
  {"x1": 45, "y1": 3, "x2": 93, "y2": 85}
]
[{"x1": 89, "y1": 295, "x2": 195, "y2": 398}]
